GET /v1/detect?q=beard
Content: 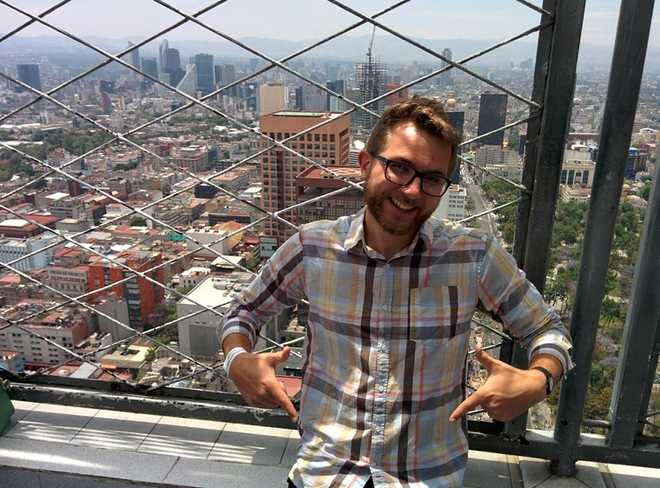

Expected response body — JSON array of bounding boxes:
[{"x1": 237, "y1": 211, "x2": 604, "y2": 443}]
[{"x1": 364, "y1": 180, "x2": 436, "y2": 237}]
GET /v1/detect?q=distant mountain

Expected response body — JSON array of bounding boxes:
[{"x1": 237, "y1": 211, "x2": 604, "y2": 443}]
[{"x1": 0, "y1": 34, "x2": 657, "y2": 71}]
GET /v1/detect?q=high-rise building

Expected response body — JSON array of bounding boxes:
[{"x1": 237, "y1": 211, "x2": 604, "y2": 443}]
[
  {"x1": 88, "y1": 250, "x2": 164, "y2": 328},
  {"x1": 217, "y1": 64, "x2": 238, "y2": 96},
  {"x1": 15, "y1": 64, "x2": 41, "y2": 93},
  {"x1": 355, "y1": 60, "x2": 386, "y2": 130},
  {"x1": 141, "y1": 57, "x2": 158, "y2": 86},
  {"x1": 440, "y1": 48, "x2": 453, "y2": 86},
  {"x1": 158, "y1": 39, "x2": 169, "y2": 73},
  {"x1": 257, "y1": 82, "x2": 287, "y2": 116},
  {"x1": 296, "y1": 166, "x2": 363, "y2": 224},
  {"x1": 434, "y1": 185, "x2": 466, "y2": 221},
  {"x1": 163, "y1": 47, "x2": 184, "y2": 87},
  {"x1": 176, "y1": 64, "x2": 198, "y2": 96},
  {"x1": 194, "y1": 53, "x2": 214, "y2": 96},
  {"x1": 124, "y1": 42, "x2": 140, "y2": 71},
  {"x1": 260, "y1": 111, "x2": 351, "y2": 243},
  {"x1": 326, "y1": 79, "x2": 345, "y2": 111},
  {"x1": 300, "y1": 84, "x2": 326, "y2": 112},
  {"x1": 384, "y1": 82, "x2": 409, "y2": 107},
  {"x1": 447, "y1": 111, "x2": 465, "y2": 138},
  {"x1": 477, "y1": 93, "x2": 508, "y2": 146}
]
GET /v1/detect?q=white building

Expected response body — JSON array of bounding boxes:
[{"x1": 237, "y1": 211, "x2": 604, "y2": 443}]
[
  {"x1": 560, "y1": 160, "x2": 596, "y2": 187},
  {"x1": 184, "y1": 226, "x2": 231, "y2": 258},
  {"x1": 0, "y1": 233, "x2": 58, "y2": 271},
  {"x1": 177, "y1": 267, "x2": 211, "y2": 289},
  {"x1": 257, "y1": 82, "x2": 287, "y2": 116},
  {"x1": 434, "y1": 185, "x2": 467, "y2": 221},
  {"x1": 0, "y1": 304, "x2": 90, "y2": 365},
  {"x1": 176, "y1": 63, "x2": 198, "y2": 97},
  {"x1": 176, "y1": 273, "x2": 253, "y2": 359},
  {"x1": 476, "y1": 145, "x2": 519, "y2": 167}
]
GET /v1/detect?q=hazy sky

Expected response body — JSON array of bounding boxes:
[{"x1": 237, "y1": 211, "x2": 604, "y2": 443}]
[{"x1": 0, "y1": 0, "x2": 657, "y2": 48}]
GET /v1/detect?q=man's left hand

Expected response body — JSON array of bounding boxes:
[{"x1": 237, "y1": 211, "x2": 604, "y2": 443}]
[{"x1": 449, "y1": 347, "x2": 547, "y2": 422}]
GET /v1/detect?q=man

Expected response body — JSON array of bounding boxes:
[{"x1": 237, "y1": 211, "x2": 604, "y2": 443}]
[{"x1": 220, "y1": 97, "x2": 573, "y2": 487}]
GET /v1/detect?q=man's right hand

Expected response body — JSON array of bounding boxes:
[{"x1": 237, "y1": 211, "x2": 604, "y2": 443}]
[{"x1": 228, "y1": 346, "x2": 299, "y2": 423}]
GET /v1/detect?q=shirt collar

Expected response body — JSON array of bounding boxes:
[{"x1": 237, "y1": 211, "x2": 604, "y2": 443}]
[{"x1": 344, "y1": 206, "x2": 434, "y2": 256}]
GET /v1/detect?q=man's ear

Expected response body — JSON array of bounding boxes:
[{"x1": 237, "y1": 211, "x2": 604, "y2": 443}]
[{"x1": 358, "y1": 150, "x2": 371, "y2": 179}]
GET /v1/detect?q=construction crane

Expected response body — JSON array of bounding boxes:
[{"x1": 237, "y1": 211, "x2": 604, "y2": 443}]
[{"x1": 366, "y1": 25, "x2": 376, "y2": 66}]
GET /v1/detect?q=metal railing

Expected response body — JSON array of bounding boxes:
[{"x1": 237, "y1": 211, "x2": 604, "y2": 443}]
[{"x1": 0, "y1": 0, "x2": 657, "y2": 476}]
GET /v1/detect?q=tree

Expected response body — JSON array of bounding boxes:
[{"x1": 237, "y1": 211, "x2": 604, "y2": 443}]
[
  {"x1": 640, "y1": 182, "x2": 651, "y2": 201},
  {"x1": 144, "y1": 347, "x2": 156, "y2": 363},
  {"x1": 130, "y1": 216, "x2": 147, "y2": 227}
]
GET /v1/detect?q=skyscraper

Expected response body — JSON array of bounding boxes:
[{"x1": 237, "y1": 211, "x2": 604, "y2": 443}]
[
  {"x1": 326, "y1": 79, "x2": 345, "y2": 112},
  {"x1": 257, "y1": 82, "x2": 287, "y2": 116},
  {"x1": 214, "y1": 65, "x2": 223, "y2": 85},
  {"x1": 162, "y1": 47, "x2": 184, "y2": 87},
  {"x1": 15, "y1": 64, "x2": 41, "y2": 93},
  {"x1": 477, "y1": 93, "x2": 508, "y2": 146},
  {"x1": 141, "y1": 58, "x2": 158, "y2": 85},
  {"x1": 158, "y1": 39, "x2": 169, "y2": 73},
  {"x1": 300, "y1": 84, "x2": 326, "y2": 112},
  {"x1": 177, "y1": 64, "x2": 198, "y2": 97},
  {"x1": 440, "y1": 48, "x2": 453, "y2": 86},
  {"x1": 221, "y1": 64, "x2": 237, "y2": 96},
  {"x1": 124, "y1": 42, "x2": 141, "y2": 71},
  {"x1": 194, "y1": 53, "x2": 214, "y2": 96},
  {"x1": 447, "y1": 111, "x2": 465, "y2": 182},
  {"x1": 447, "y1": 111, "x2": 465, "y2": 138},
  {"x1": 260, "y1": 111, "x2": 351, "y2": 243},
  {"x1": 355, "y1": 60, "x2": 386, "y2": 130}
]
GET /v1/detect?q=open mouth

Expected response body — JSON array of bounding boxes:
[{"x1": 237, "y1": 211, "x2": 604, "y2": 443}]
[{"x1": 389, "y1": 196, "x2": 416, "y2": 212}]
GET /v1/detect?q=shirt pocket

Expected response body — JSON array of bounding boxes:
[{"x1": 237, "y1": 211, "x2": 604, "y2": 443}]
[{"x1": 408, "y1": 285, "x2": 462, "y2": 342}]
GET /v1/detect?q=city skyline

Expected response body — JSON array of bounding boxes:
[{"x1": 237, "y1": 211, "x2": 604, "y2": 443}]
[{"x1": 0, "y1": 0, "x2": 657, "y2": 49}]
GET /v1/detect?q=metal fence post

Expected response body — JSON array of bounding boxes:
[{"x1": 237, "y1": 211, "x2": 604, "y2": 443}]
[
  {"x1": 502, "y1": 0, "x2": 558, "y2": 439},
  {"x1": 553, "y1": 0, "x2": 655, "y2": 475},
  {"x1": 500, "y1": 0, "x2": 586, "y2": 439},
  {"x1": 521, "y1": 0, "x2": 585, "y2": 292},
  {"x1": 608, "y1": 160, "x2": 660, "y2": 447}
]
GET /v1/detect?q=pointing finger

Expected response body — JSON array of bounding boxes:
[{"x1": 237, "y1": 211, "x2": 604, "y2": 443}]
[
  {"x1": 270, "y1": 382, "x2": 299, "y2": 423},
  {"x1": 450, "y1": 392, "x2": 482, "y2": 422}
]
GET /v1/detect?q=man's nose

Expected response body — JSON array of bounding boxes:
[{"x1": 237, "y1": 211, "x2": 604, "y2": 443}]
[{"x1": 402, "y1": 175, "x2": 423, "y2": 196}]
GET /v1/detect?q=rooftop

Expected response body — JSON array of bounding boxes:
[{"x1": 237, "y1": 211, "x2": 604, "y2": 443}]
[
  {"x1": 2, "y1": 400, "x2": 658, "y2": 488},
  {"x1": 178, "y1": 273, "x2": 252, "y2": 308}
]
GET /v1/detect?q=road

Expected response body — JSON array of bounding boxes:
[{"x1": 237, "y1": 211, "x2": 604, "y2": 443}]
[{"x1": 465, "y1": 176, "x2": 498, "y2": 236}]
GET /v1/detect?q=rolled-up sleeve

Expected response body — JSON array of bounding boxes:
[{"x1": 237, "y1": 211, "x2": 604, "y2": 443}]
[
  {"x1": 219, "y1": 232, "x2": 306, "y2": 349},
  {"x1": 478, "y1": 236, "x2": 574, "y2": 376}
]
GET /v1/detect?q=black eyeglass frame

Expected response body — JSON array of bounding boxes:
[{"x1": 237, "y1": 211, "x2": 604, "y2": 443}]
[{"x1": 370, "y1": 153, "x2": 453, "y2": 198}]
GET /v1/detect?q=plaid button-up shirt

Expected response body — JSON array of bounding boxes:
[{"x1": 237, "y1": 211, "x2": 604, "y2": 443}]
[{"x1": 221, "y1": 209, "x2": 573, "y2": 488}]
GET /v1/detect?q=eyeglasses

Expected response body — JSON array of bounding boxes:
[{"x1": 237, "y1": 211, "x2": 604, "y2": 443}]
[{"x1": 371, "y1": 154, "x2": 452, "y2": 197}]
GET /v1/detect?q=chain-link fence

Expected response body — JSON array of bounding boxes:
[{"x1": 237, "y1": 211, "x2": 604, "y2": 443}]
[{"x1": 0, "y1": 0, "x2": 657, "y2": 474}]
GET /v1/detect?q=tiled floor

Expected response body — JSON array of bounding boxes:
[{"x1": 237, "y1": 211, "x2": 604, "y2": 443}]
[{"x1": 1, "y1": 400, "x2": 659, "y2": 488}]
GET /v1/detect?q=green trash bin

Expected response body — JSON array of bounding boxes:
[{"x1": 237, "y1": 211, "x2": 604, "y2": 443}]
[{"x1": 0, "y1": 378, "x2": 15, "y2": 435}]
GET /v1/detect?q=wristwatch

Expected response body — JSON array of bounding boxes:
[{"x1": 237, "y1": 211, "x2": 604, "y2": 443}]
[{"x1": 531, "y1": 366, "x2": 555, "y2": 396}]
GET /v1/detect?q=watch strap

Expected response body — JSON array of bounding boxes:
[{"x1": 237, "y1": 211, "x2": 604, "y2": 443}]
[{"x1": 531, "y1": 366, "x2": 554, "y2": 396}]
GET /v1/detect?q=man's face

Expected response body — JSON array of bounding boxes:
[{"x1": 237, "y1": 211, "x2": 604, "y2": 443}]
[{"x1": 359, "y1": 121, "x2": 453, "y2": 238}]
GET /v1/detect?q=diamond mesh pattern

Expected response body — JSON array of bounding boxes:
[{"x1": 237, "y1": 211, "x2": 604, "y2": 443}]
[{"x1": 0, "y1": 0, "x2": 550, "y2": 410}]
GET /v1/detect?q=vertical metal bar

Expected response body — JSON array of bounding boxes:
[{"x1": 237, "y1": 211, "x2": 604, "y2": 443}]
[
  {"x1": 521, "y1": 0, "x2": 585, "y2": 292},
  {"x1": 553, "y1": 0, "x2": 655, "y2": 475},
  {"x1": 609, "y1": 164, "x2": 660, "y2": 447},
  {"x1": 513, "y1": 0, "x2": 555, "y2": 267},
  {"x1": 499, "y1": 0, "x2": 557, "y2": 438},
  {"x1": 503, "y1": 0, "x2": 585, "y2": 439}
]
